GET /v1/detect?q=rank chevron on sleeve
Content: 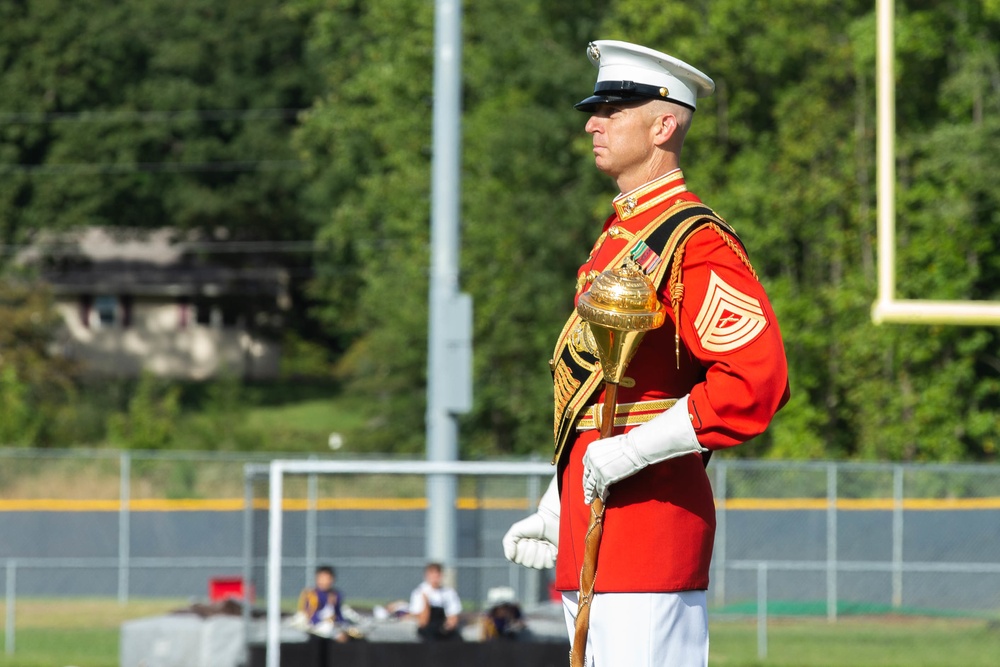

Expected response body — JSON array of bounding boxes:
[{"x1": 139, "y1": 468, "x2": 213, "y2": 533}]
[{"x1": 693, "y1": 270, "x2": 769, "y2": 353}]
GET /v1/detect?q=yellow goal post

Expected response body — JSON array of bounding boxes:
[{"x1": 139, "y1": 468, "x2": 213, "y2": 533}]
[{"x1": 871, "y1": 0, "x2": 1000, "y2": 326}]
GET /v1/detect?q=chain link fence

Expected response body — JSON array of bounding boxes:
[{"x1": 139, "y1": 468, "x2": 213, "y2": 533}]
[
  {"x1": 711, "y1": 461, "x2": 1000, "y2": 619},
  {"x1": 0, "y1": 449, "x2": 998, "y2": 655}
]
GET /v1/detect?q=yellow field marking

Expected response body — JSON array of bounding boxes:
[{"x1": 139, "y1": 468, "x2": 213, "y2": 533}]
[
  {"x1": 252, "y1": 497, "x2": 530, "y2": 511},
  {"x1": 722, "y1": 498, "x2": 830, "y2": 510},
  {"x1": 0, "y1": 497, "x2": 998, "y2": 512},
  {"x1": 457, "y1": 498, "x2": 532, "y2": 510},
  {"x1": 901, "y1": 498, "x2": 1000, "y2": 510},
  {"x1": 0, "y1": 499, "x2": 121, "y2": 512},
  {"x1": 721, "y1": 498, "x2": 1000, "y2": 511},
  {"x1": 130, "y1": 498, "x2": 246, "y2": 511}
]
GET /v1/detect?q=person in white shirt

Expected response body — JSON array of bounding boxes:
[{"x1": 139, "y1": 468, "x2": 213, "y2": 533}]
[{"x1": 408, "y1": 562, "x2": 463, "y2": 641}]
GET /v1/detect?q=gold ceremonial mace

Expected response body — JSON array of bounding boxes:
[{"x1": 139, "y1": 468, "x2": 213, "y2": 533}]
[{"x1": 570, "y1": 260, "x2": 666, "y2": 667}]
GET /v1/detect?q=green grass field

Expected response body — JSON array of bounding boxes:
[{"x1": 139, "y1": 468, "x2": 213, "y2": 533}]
[
  {"x1": 0, "y1": 599, "x2": 181, "y2": 667},
  {"x1": 2, "y1": 600, "x2": 999, "y2": 667},
  {"x1": 0, "y1": 628, "x2": 118, "y2": 667},
  {"x1": 709, "y1": 616, "x2": 1000, "y2": 666},
  {"x1": 243, "y1": 392, "x2": 371, "y2": 451}
]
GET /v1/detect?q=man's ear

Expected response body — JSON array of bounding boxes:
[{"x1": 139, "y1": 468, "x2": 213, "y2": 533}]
[{"x1": 651, "y1": 112, "x2": 679, "y2": 147}]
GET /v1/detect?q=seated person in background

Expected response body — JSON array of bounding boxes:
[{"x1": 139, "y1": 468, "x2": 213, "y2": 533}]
[
  {"x1": 409, "y1": 562, "x2": 463, "y2": 641},
  {"x1": 481, "y1": 587, "x2": 526, "y2": 641},
  {"x1": 297, "y1": 565, "x2": 349, "y2": 641}
]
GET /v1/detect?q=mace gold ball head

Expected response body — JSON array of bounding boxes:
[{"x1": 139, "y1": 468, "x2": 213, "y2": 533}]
[{"x1": 577, "y1": 261, "x2": 666, "y2": 332}]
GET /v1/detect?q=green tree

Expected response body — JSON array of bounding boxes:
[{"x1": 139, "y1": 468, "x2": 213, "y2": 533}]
[
  {"x1": 0, "y1": 0, "x2": 320, "y2": 242},
  {"x1": 599, "y1": 0, "x2": 1000, "y2": 461},
  {"x1": 4, "y1": 0, "x2": 997, "y2": 462},
  {"x1": 293, "y1": 0, "x2": 608, "y2": 455},
  {"x1": 0, "y1": 366, "x2": 37, "y2": 445},
  {"x1": 0, "y1": 278, "x2": 77, "y2": 445},
  {"x1": 295, "y1": 0, "x2": 1000, "y2": 462},
  {"x1": 106, "y1": 373, "x2": 182, "y2": 450}
]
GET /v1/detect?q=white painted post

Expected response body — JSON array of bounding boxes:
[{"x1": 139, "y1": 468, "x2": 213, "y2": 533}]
[
  {"x1": 266, "y1": 463, "x2": 285, "y2": 667},
  {"x1": 756, "y1": 562, "x2": 767, "y2": 660},
  {"x1": 242, "y1": 467, "x2": 255, "y2": 667},
  {"x1": 306, "y1": 457, "x2": 318, "y2": 589},
  {"x1": 714, "y1": 461, "x2": 728, "y2": 607},
  {"x1": 827, "y1": 464, "x2": 838, "y2": 622},
  {"x1": 892, "y1": 465, "x2": 904, "y2": 607},
  {"x1": 118, "y1": 451, "x2": 131, "y2": 606},
  {"x1": 5, "y1": 560, "x2": 15, "y2": 656}
]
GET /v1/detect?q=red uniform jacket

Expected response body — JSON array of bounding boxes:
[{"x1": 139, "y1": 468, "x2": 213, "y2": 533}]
[{"x1": 554, "y1": 170, "x2": 790, "y2": 593}]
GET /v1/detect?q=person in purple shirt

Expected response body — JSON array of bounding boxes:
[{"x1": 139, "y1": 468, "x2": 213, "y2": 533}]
[{"x1": 298, "y1": 565, "x2": 345, "y2": 628}]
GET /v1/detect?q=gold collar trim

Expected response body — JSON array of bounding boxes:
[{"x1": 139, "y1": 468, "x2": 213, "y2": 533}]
[{"x1": 613, "y1": 171, "x2": 687, "y2": 220}]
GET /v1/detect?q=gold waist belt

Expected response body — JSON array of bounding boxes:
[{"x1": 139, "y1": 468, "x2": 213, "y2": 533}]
[{"x1": 575, "y1": 398, "x2": 678, "y2": 432}]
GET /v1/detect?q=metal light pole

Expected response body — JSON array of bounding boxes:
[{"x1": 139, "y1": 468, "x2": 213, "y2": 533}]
[{"x1": 426, "y1": 0, "x2": 472, "y2": 573}]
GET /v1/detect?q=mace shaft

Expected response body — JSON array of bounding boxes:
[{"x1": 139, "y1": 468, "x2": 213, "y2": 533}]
[{"x1": 570, "y1": 382, "x2": 618, "y2": 667}]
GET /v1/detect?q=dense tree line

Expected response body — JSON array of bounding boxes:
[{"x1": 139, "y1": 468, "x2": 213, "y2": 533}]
[
  {"x1": 0, "y1": 0, "x2": 321, "y2": 239},
  {"x1": 0, "y1": 0, "x2": 997, "y2": 460},
  {"x1": 295, "y1": 0, "x2": 999, "y2": 461}
]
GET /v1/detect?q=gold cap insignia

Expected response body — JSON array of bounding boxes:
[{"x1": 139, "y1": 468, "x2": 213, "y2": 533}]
[
  {"x1": 659, "y1": 87, "x2": 669, "y2": 98},
  {"x1": 587, "y1": 43, "x2": 601, "y2": 63}
]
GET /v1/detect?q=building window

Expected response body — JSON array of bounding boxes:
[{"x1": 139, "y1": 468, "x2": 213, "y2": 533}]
[
  {"x1": 195, "y1": 298, "x2": 213, "y2": 326},
  {"x1": 219, "y1": 296, "x2": 244, "y2": 328},
  {"x1": 121, "y1": 295, "x2": 133, "y2": 328},
  {"x1": 94, "y1": 295, "x2": 118, "y2": 328},
  {"x1": 80, "y1": 296, "x2": 93, "y2": 329}
]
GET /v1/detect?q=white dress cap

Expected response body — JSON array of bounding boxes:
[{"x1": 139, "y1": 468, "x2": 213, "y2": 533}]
[{"x1": 575, "y1": 40, "x2": 715, "y2": 112}]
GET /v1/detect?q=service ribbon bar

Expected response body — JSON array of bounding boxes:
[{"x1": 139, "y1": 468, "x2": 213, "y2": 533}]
[{"x1": 629, "y1": 239, "x2": 662, "y2": 275}]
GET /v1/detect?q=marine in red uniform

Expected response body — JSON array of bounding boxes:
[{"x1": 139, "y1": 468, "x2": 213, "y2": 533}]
[{"x1": 503, "y1": 40, "x2": 789, "y2": 666}]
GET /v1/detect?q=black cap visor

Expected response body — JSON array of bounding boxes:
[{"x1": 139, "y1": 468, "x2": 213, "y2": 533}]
[{"x1": 574, "y1": 80, "x2": 695, "y2": 112}]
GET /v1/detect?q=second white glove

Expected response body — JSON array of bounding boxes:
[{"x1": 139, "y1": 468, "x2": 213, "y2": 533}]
[
  {"x1": 582, "y1": 395, "x2": 706, "y2": 504},
  {"x1": 502, "y1": 475, "x2": 560, "y2": 569}
]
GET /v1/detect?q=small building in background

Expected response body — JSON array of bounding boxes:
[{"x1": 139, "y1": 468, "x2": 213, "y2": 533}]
[{"x1": 22, "y1": 227, "x2": 288, "y2": 380}]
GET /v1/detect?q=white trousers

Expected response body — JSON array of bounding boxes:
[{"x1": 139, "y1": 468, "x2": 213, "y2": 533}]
[{"x1": 562, "y1": 590, "x2": 709, "y2": 667}]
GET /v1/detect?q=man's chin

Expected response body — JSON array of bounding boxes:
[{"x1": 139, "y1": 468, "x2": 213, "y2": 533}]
[{"x1": 593, "y1": 159, "x2": 614, "y2": 177}]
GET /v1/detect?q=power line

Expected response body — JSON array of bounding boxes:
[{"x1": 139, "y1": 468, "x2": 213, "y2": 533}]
[
  {"x1": 0, "y1": 108, "x2": 315, "y2": 174},
  {"x1": 176, "y1": 240, "x2": 321, "y2": 253},
  {"x1": 0, "y1": 108, "x2": 309, "y2": 125},
  {"x1": 0, "y1": 160, "x2": 306, "y2": 176},
  {"x1": 16, "y1": 241, "x2": 321, "y2": 254},
  {"x1": 0, "y1": 238, "x2": 402, "y2": 255}
]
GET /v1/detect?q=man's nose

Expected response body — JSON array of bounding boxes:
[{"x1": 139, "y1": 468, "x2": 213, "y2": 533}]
[{"x1": 585, "y1": 116, "x2": 601, "y2": 133}]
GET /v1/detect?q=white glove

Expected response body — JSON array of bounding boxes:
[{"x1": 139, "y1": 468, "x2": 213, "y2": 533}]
[
  {"x1": 582, "y1": 395, "x2": 706, "y2": 504},
  {"x1": 502, "y1": 475, "x2": 560, "y2": 569}
]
